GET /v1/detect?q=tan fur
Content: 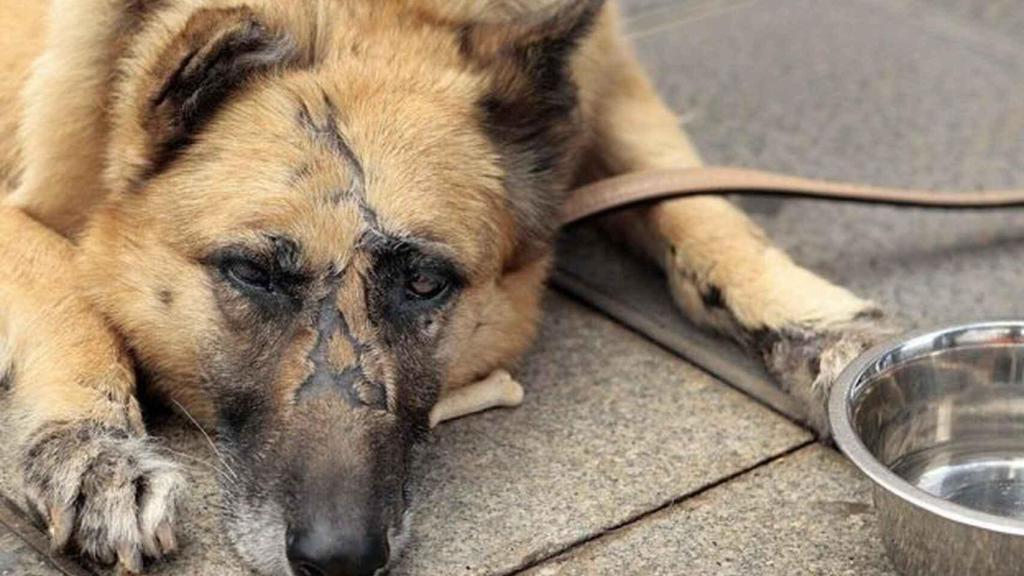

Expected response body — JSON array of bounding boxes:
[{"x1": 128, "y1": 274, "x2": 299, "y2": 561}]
[
  {"x1": 0, "y1": 0, "x2": 884, "y2": 571},
  {"x1": 0, "y1": 205, "x2": 140, "y2": 433},
  {"x1": 0, "y1": 1, "x2": 44, "y2": 191}
]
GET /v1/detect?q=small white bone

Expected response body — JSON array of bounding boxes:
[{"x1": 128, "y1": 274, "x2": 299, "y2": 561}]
[{"x1": 429, "y1": 369, "x2": 524, "y2": 428}]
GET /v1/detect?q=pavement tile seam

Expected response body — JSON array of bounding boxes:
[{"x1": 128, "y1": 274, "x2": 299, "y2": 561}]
[
  {"x1": 518, "y1": 443, "x2": 880, "y2": 575},
  {"x1": 499, "y1": 438, "x2": 816, "y2": 576},
  {"x1": 0, "y1": 497, "x2": 93, "y2": 576}
]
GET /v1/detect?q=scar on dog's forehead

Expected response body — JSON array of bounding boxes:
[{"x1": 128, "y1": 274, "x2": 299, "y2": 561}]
[
  {"x1": 281, "y1": 82, "x2": 485, "y2": 276},
  {"x1": 294, "y1": 92, "x2": 365, "y2": 202},
  {"x1": 292, "y1": 88, "x2": 393, "y2": 245}
]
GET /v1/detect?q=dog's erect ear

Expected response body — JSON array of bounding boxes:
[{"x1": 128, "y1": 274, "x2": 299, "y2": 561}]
[
  {"x1": 461, "y1": 0, "x2": 606, "y2": 262},
  {"x1": 145, "y1": 7, "x2": 298, "y2": 168},
  {"x1": 460, "y1": 0, "x2": 604, "y2": 63}
]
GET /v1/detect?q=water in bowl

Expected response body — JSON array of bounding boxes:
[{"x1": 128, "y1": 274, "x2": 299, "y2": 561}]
[{"x1": 891, "y1": 440, "x2": 1024, "y2": 520}]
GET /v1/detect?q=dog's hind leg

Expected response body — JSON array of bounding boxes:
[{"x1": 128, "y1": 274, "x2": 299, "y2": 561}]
[
  {"x1": 0, "y1": 205, "x2": 184, "y2": 572},
  {"x1": 430, "y1": 370, "x2": 525, "y2": 428},
  {"x1": 577, "y1": 15, "x2": 894, "y2": 436}
]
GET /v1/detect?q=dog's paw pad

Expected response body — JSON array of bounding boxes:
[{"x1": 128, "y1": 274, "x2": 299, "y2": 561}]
[
  {"x1": 758, "y1": 314, "x2": 897, "y2": 437},
  {"x1": 20, "y1": 421, "x2": 185, "y2": 571}
]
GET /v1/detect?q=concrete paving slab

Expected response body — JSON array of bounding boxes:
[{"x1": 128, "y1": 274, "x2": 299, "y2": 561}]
[
  {"x1": 524, "y1": 445, "x2": 896, "y2": 576},
  {"x1": 0, "y1": 529, "x2": 64, "y2": 576},
  {"x1": 0, "y1": 497, "x2": 91, "y2": 576},
  {"x1": 920, "y1": 0, "x2": 1024, "y2": 41},
  {"x1": 391, "y1": 293, "x2": 809, "y2": 575},
  {"x1": 0, "y1": 294, "x2": 809, "y2": 575}
]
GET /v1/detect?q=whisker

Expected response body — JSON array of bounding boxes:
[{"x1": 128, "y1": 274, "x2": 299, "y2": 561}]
[
  {"x1": 170, "y1": 398, "x2": 241, "y2": 484},
  {"x1": 162, "y1": 446, "x2": 232, "y2": 479}
]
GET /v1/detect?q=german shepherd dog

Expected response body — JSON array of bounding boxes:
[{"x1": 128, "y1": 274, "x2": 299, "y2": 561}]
[{"x1": 0, "y1": 0, "x2": 889, "y2": 574}]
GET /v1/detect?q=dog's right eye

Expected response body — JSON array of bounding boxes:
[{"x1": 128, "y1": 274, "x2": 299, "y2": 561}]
[{"x1": 223, "y1": 258, "x2": 274, "y2": 293}]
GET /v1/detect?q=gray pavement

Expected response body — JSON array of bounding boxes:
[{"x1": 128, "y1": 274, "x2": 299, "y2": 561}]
[
  {"x1": 392, "y1": 294, "x2": 808, "y2": 576},
  {"x1": 0, "y1": 531, "x2": 63, "y2": 576},
  {"x1": 5, "y1": 0, "x2": 1024, "y2": 574},
  {"x1": 524, "y1": 446, "x2": 892, "y2": 576}
]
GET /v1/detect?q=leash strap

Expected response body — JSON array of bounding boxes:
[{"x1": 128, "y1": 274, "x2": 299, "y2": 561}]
[{"x1": 560, "y1": 166, "x2": 1024, "y2": 225}]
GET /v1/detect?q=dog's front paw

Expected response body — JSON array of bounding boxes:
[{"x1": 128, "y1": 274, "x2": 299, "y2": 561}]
[
  {"x1": 757, "y1": 314, "x2": 898, "y2": 438},
  {"x1": 19, "y1": 421, "x2": 185, "y2": 573}
]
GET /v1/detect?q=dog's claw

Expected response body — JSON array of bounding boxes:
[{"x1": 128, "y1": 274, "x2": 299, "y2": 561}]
[
  {"x1": 155, "y1": 520, "x2": 177, "y2": 555},
  {"x1": 118, "y1": 542, "x2": 143, "y2": 574},
  {"x1": 48, "y1": 505, "x2": 74, "y2": 551},
  {"x1": 19, "y1": 420, "x2": 185, "y2": 571}
]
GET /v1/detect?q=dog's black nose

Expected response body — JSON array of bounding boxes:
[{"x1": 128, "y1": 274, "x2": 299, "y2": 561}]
[{"x1": 288, "y1": 525, "x2": 389, "y2": 576}]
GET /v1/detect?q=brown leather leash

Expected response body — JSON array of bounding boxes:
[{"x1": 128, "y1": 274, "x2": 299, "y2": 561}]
[{"x1": 561, "y1": 166, "x2": 1024, "y2": 225}]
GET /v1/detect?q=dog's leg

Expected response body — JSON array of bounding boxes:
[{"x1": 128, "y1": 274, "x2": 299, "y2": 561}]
[
  {"x1": 430, "y1": 370, "x2": 525, "y2": 428},
  {"x1": 0, "y1": 205, "x2": 184, "y2": 572},
  {"x1": 581, "y1": 28, "x2": 893, "y2": 435},
  {"x1": 3, "y1": 0, "x2": 135, "y2": 236}
]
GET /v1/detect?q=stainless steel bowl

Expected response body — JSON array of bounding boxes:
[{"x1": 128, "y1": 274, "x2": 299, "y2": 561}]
[{"x1": 829, "y1": 321, "x2": 1024, "y2": 576}]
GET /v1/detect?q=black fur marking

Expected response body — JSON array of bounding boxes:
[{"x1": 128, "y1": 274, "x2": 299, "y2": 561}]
[
  {"x1": 701, "y1": 285, "x2": 726, "y2": 310},
  {"x1": 158, "y1": 289, "x2": 175, "y2": 306},
  {"x1": 295, "y1": 90, "x2": 387, "y2": 248},
  {"x1": 294, "y1": 88, "x2": 389, "y2": 251},
  {"x1": 287, "y1": 162, "x2": 314, "y2": 185},
  {"x1": 854, "y1": 307, "x2": 885, "y2": 321},
  {"x1": 807, "y1": 354, "x2": 822, "y2": 379},
  {"x1": 749, "y1": 328, "x2": 782, "y2": 355},
  {"x1": 456, "y1": 24, "x2": 475, "y2": 60},
  {"x1": 670, "y1": 262, "x2": 730, "y2": 313},
  {"x1": 148, "y1": 8, "x2": 297, "y2": 176},
  {"x1": 217, "y1": 387, "x2": 271, "y2": 440},
  {"x1": 0, "y1": 362, "x2": 13, "y2": 392},
  {"x1": 297, "y1": 279, "x2": 386, "y2": 409},
  {"x1": 295, "y1": 90, "x2": 366, "y2": 204},
  {"x1": 270, "y1": 235, "x2": 303, "y2": 277},
  {"x1": 468, "y1": 1, "x2": 605, "y2": 260}
]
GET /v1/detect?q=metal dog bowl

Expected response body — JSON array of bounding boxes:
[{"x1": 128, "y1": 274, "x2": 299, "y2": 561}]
[{"x1": 830, "y1": 321, "x2": 1024, "y2": 576}]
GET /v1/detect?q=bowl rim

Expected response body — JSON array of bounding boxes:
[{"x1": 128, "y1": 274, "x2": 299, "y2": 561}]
[{"x1": 829, "y1": 319, "x2": 1024, "y2": 537}]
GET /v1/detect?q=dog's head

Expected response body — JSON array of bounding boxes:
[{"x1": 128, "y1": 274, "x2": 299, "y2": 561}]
[{"x1": 79, "y1": 1, "x2": 603, "y2": 574}]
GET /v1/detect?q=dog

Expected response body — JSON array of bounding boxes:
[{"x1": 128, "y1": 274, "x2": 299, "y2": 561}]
[{"x1": 0, "y1": 0, "x2": 890, "y2": 574}]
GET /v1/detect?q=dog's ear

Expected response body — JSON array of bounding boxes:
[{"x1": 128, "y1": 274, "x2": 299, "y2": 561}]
[
  {"x1": 460, "y1": 0, "x2": 604, "y2": 62},
  {"x1": 461, "y1": 0, "x2": 606, "y2": 261},
  {"x1": 144, "y1": 7, "x2": 298, "y2": 169}
]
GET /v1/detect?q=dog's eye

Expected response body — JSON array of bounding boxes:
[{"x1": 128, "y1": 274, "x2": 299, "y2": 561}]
[
  {"x1": 224, "y1": 258, "x2": 273, "y2": 293},
  {"x1": 405, "y1": 270, "x2": 448, "y2": 300}
]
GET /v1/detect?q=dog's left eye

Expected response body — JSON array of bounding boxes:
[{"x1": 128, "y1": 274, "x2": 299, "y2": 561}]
[
  {"x1": 223, "y1": 258, "x2": 274, "y2": 293},
  {"x1": 405, "y1": 270, "x2": 449, "y2": 300}
]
